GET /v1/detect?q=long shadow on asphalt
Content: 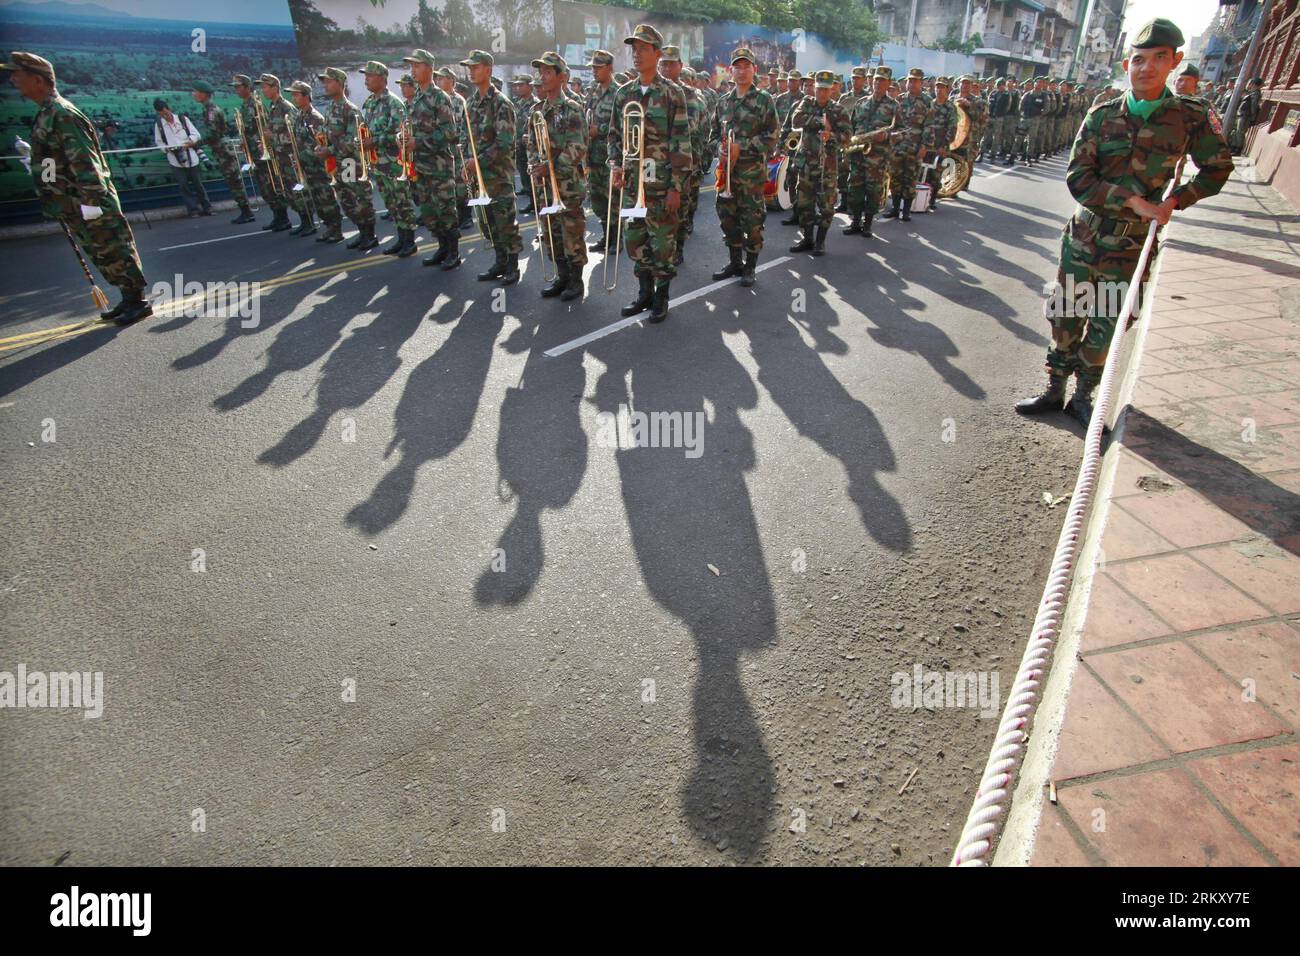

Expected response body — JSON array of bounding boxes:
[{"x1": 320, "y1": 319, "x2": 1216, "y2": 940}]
[
  {"x1": 345, "y1": 299, "x2": 499, "y2": 536},
  {"x1": 0, "y1": 323, "x2": 121, "y2": 400}
]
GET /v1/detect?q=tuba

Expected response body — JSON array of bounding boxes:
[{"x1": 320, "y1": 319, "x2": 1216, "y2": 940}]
[{"x1": 949, "y1": 103, "x2": 971, "y2": 150}]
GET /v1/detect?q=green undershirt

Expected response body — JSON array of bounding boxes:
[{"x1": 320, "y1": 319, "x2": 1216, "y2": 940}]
[{"x1": 1126, "y1": 87, "x2": 1168, "y2": 122}]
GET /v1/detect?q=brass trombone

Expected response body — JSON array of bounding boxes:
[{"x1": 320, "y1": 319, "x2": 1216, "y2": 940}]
[
  {"x1": 234, "y1": 109, "x2": 256, "y2": 172},
  {"x1": 461, "y1": 97, "x2": 493, "y2": 246},
  {"x1": 252, "y1": 96, "x2": 284, "y2": 195},
  {"x1": 602, "y1": 100, "x2": 646, "y2": 293},
  {"x1": 355, "y1": 120, "x2": 372, "y2": 183},
  {"x1": 528, "y1": 109, "x2": 561, "y2": 283},
  {"x1": 716, "y1": 119, "x2": 732, "y2": 198}
]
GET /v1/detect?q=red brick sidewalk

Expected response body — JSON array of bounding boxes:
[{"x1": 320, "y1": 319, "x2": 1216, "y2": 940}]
[{"x1": 1029, "y1": 165, "x2": 1300, "y2": 867}]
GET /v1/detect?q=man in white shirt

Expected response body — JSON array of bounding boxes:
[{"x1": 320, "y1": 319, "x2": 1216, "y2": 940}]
[{"x1": 153, "y1": 98, "x2": 211, "y2": 217}]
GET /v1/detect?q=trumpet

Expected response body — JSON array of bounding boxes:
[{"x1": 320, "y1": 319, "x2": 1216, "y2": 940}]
[
  {"x1": 528, "y1": 109, "x2": 561, "y2": 283},
  {"x1": 603, "y1": 100, "x2": 646, "y2": 294},
  {"x1": 460, "y1": 98, "x2": 493, "y2": 246},
  {"x1": 716, "y1": 120, "x2": 732, "y2": 198},
  {"x1": 352, "y1": 120, "x2": 371, "y2": 183},
  {"x1": 396, "y1": 118, "x2": 417, "y2": 183}
]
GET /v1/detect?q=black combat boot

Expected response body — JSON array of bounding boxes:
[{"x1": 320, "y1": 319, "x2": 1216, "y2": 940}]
[
  {"x1": 381, "y1": 228, "x2": 406, "y2": 255},
  {"x1": 589, "y1": 222, "x2": 611, "y2": 252},
  {"x1": 396, "y1": 228, "x2": 418, "y2": 257},
  {"x1": 843, "y1": 214, "x2": 863, "y2": 235},
  {"x1": 712, "y1": 247, "x2": 743, "y2": 280},
  {"x1": 739, "y1": 251, "x2": 758, "y2": 287},
  {"x1": 621, "y1": 272, "x2": 653, "y2": 317},
  {"x1": 346, "y1": 224, "x2": 365, "y2": 249},
  {"x1": 835, "y1": 195, "x2": 849, "y2": 213},
  {"x1": 541, "y1": 257, "x2": 570, "y2": 298},
  {"x1": 812, "y1": 225, "x2": 827, "y2": 256},
  {"x1": 440, "y1": 232, "x2": 462, "y2": 270},
  {"x1": 261, "y1": 208, "x2": 281, "y2": 231},
  {"x1": 781, "y1": 210, "x2": 800, "y2": 225},
  {"x1": 316, "y1": 220, "x2": 345, "y2": 243},
  {"x1": 560, "y1": 258, "x2": 585, "y2": 301},
  {"x1": 232, "y1": 203, "x2": 255, "y2": 225},
  {"x1": 500, "y1": 250, "x2": 520, "y2": 286},
  {"x1": 423, "y1": 233, "x2": 449, "y2": 266},
  {"x1": 861, "y1": 215, "x2": 874, "y2": 238},
  {"x1": 900, "y1": 197, "x2": 912, "y2": 222},
  {"x1": 110, "y1": 289, "x2": 153, "y2": 326},
  {"x1": 294, "y1": 211, "x2": 317, "y2": 236},
  {"x1": 458, "y1": 205, "x2": 473, "y2": 230},
  {"x1": 1014, "y1": 374, "x2": 1069, "y2": 415},
  {"x1": 881, "y1": 195, "x2": 900, "y2": 219},
  {"x1": 647, "y1": 279, "x2": 670, "y2": 324},
  {"x1": 354, "y1": 223, "x2": 379, "y2": 251},
  {"x1": 1065, "y1": 377, "x2": 1099, "y2": 428},
  {"x1": 789, "y1": 227, "x2": 815, "y2": 253},
  {"x1": 477, "y1": 247, "x2": 507, "y2": 281}
]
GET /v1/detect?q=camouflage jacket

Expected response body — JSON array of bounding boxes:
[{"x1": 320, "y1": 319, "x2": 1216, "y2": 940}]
[
  {"x1": 194, "y1": 98, "x2": 233, "y2": 149},
  {"x1": 923, "y1": 98, "x2": 958, "y2": 150},
  {"x1": 514, "y1": 94, "x2": 539, "y2": 150},
  {"x1": 321, "y1": 96, "x2": 365, "y2": 171},
  {"x1": 894, "y1": 92, "x2": 931, "y2": 148},
  {"x1": 838, "y1": 88, "x2": 867, "y2": 120},
  {"x1": 585, "y1": 80, "x2": 618, "y2": 166},
  {"x1": 465, "y1": 84, "x2": 516, "y2": 194},
  {"x1": 291, "y1": 106, "x2": 328, "y2": 176},
  {"x1": 607, "y1": 75, "x2": 691, "y2": 196},
  {"x1": 1239, "y1": 90, "x2": 1261, "y2": 125},
  {"x1": 28, "y1": 92, "x2": 120, "y2": 218},
  {"x1": 680, "y1": 82, "x2": 709, "y2": 175},
  {"x1": 851, "y1": 93, "x2": 899, "y2": 151},
  {"x1": 525, "y1": 92, "x2": 587, "y2": 205},
  {"x1": 773, "y1": 90, "x2": 797, "y2": 125},
  {"x1": 1067, "y1": 92, "x2": 1232, "y2": 220},
  {"x1": 361, "y1": 89, "x2": 407, "y2": 169},
  {"x1": 714, "y1": 84, "x2": 778, "y2": 174},
  {"x1": 409, "y1": 83, "x2": 459, "y2": 176},
  {"x1": 790, "y1": 96, "x2": 851, "y2": 175},
  {"x1": 263, "y1": 94, "x2": 299, "y2": 161},
  {"x1": 961, "y1": 93, "x2": 988, "y2": 131}
]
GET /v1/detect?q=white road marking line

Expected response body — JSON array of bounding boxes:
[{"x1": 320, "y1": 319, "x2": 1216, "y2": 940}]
[
  {"x1": 544, "y1": 256, "x2": 793, "y2": 358},
  {"x1": 158, "y1": 231, "x2": 268, "y2": 251}
]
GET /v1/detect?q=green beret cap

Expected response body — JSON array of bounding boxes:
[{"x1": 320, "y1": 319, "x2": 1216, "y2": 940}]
[
  {"x1": 1132, "y1": 17, "x2": 1185, "y2": 50},
  {"x1": 192, "y1": 79, "x2": 214, "y2": 94}
]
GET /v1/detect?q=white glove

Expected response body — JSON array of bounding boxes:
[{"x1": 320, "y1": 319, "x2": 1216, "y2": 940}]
[{"x1": 80, "y1": 204, "x2": 103, "y2": 221}]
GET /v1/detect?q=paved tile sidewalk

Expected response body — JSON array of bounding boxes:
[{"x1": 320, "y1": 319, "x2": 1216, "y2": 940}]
[{"x1": 1032, "y1": 165, "x2": 1300, "y2": 867}]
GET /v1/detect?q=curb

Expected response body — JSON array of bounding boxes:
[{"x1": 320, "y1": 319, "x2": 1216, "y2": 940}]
[
  {"x1": 990, "y1": 215, "x2": 1180, "y2": 866},
  {"x1": 0, "y1": 198, "x2": 252, "y2": 241}
]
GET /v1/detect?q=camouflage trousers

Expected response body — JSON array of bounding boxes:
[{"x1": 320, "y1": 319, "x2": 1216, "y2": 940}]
[
  {"x1": 270, "y1": 148, "x2": 305, "y2": 215},
  {"x1": 65, "y1": 207, "x2": 146, "y2": 295},
  {"x1": 479, "y1": 194, "x2": 521, "y2": 256},
  {"x1": 370, "y1": 164, "x2": 416, "y2": 231},
  {"x1": 334, "y1": 172, "x2": 375, "y2": 229},
  {"x1": 716, "y1": 161, "x2": 766, "y2": 254},
  {"x1": 250, "y1": 156, "x2": 285, "y2": 213},
  {"x1": 623, "y1": 190, "x2": 680, "y2": 281},
  {"x1": 1047, "y1": 215, "x2": 1154, "y2": 385},
  {"x1": 1013, "y1": 117, "x2": 1039, "y2": 158},
  {"x1": 410, "y1": 169, "x2": 458, "y2": 236},
  {"x1": 214, "y1": 140, "x2": 249, "y2": 206},
  {"x1": 994, "y1": 116, "x2": 1015, "y2": 155},
  {"x1": 296, "y1": 165, "x2": 342, "y2": 226},
  {"x1": 676, "y1": 170, "x2": 700, "y2": 251},
  {"x1": 846, "y1": 148, "x2": 891, "y2": 216},
  {"x1": 795, "y1": 160, "x2": 837, "y2": 228},
  {"x1": 889, "y1": 144, "x2": 922, "y2": 201},
  {"x1": 537, "y1": 194, "x2": 588, "y2": 268},
  {"x1": 587, "y1": 158, "x2": 611, "y2": 237}
]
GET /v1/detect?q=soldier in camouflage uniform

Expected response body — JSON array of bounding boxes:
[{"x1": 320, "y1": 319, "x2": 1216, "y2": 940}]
[
  {"x1": 1017, "y1": 18, "x2": 1233, "y2": 427},
  {"x1": 258, "y1": 74, "x2": 308, "y2": 234},
  {"x1": 525, "y1": 51, "x2": 588, "y2": 302},
  {"x1": 436, "y1": 66, "x2": 473, "y2": 231},
  {"x1": 5, "y1": 52, "x2": 150, "y2": 324},
  {"x1": 512, "y1": 75, "x2": 538, "y2": 214},
  {"x1": 316, "y1": 67, "x2": 377, "y2": 250},
  {"x1": 232, "y1": 74, "x2": 290, "y2": 231},
  {"x1": 461, "y1": 50, "x2": 522, "y2": 285},
  {"x1": 843, "y1": 66, "x2": 897, "y2": 237},
  {"x1": 777, "y1": 70, "x2": 803, "y2": 226},
  {"x1": 920, "y1": 76, "x2": 958, "y2": 210},
  {"x1": 1015, "y1": 76, "x2": 1049, "y2": 165},
  {"x1": 608, "y1": 24, "x2": 691, "y2": 324},
  {"x1": 360, "y1": 61, "x2": 418, "y2": 257},
  {"x1": 883, "y1": 67, "x2": 930, "y2": 221},
  {"x1": 697, "y1": 70, "x2": 720, "y2": 174},
  {"x1": 658, "y1": 46, "x2": 704, "y2": 262},
  {"x1": 190, "y1": 80, "x2": 255, "y2": 223},
  {"x1": 961, "y1": 75, "x2": 988, "y2": 166},
  {"x1": 835, "y1": 66, "x2": 869, "y2": 212},
  {"x1": 287, "y1": 80, "x2": 344, "y2": 242},
  {"x1": 1231, "y1": 77, "x2": 1263, "y2": 154},
  {"x1": 789, "y1": 71, "x2": 850, "y2": 256},
  {"x1": 710, "y1": 46, "x2": 778, "y2": 286},
  {"x1": 399, "y1": 49, "x2": 462, "y2": 271},
  {"x1": 583, "y1": 50, "x2": 618, "y2": 253}
]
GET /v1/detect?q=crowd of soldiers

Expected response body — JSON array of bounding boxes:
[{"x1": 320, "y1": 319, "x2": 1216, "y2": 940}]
[{"x1": 2, "y1": 17, "x2": 1238, "y2": 338}]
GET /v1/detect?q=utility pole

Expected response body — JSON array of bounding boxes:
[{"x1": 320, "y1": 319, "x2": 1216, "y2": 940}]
[
  {"x1": 1070, "y1": 0, "x2": 1098, "y2": 85},
  {"x1": 1223, "y1": 0, "x2": 1274, "y2": 134}
]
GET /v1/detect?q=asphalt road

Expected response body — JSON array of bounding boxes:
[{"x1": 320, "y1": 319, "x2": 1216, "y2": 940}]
[{"x1": 1, "y1": 157, "x2": 1084, "y2": 865}]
